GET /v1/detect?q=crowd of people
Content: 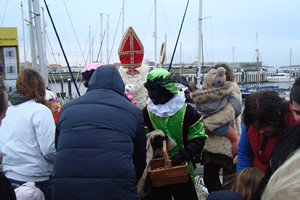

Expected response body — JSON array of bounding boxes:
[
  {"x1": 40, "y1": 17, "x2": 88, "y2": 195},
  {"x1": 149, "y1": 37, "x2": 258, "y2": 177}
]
[{"x1": 1, "y1": 26, "x2": 300, "y2": 200}]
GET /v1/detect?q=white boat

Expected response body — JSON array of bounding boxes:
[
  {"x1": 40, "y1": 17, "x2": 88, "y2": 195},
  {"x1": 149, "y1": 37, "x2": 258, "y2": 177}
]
[{"x1": 266, "y1": 73, "x2": 295, "y2": 82}]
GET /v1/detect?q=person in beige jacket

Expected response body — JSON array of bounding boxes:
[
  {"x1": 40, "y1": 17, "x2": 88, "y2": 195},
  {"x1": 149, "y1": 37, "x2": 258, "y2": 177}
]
[{"x1": 192, "y1": 63, "x2": 242, "y2": 192}]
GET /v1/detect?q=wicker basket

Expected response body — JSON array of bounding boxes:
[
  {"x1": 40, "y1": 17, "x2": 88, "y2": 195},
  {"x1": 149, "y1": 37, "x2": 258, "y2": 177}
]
[{"x1": 148, "y1": 140, "x2": 189, "y2": 187}]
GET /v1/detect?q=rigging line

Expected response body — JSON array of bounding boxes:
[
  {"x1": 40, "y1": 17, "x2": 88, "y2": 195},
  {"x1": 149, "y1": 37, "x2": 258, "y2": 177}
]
[
  {"x1": 90, "y1": 14, "x2": 102, "y2": 62},
  {"x1": 82, "y1": 34, "x2": 91, "y2": 66},
  {"x1": 46, "y1": 37, "x2": 60, "y2": 81},
  {"x1": 62, "y1": 0, "x2": 86, "y2": 65},
  {"x1": 218, "y1": 0, "x2": 234, "y2": 46},
  {"x1": 44, "y1": 0, "x2": 81, "y2": 97},
  {"x1": 218, "y1": 0, "x2": 241, "y2": 62},
  {"x1": 0, "y1": 0, "x2": 9, "y2": 26},
  {"x1": 209, "y1": 6, "x2": 214, "y2": 62},
  {"x1": 142, "y1": 4, "x2": 153, "y2": 40},
  {"x1": 108, "y1": 10, "x2": 122, "y2": 63},
  {"x1": 46, "y1": 33, "x2": 66, "y2": 94},
  {"x1": 159, "y1": 0, "x2": 174, "y2": 43},
  {"x1": 168, "y1": 0, "x2": 190, "y2": 72},
  {"x1": 96, "y1": 28, "x2": 106, "y2": 62},
  {"x1": 91, "y1": 13, "x2": 101, "y2": 39},
  {"x1": 57, "y1": 0, "x2": 76, "y2": 65},
  {"x1": 45, "y1": 33, "x2": 58, "y2": 86}
]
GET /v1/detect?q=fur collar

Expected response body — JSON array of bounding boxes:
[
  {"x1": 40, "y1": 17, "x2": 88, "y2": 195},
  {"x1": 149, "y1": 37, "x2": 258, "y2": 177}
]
[{"x1": 191, "y1": 82, "x2": 235, "y2": 105}]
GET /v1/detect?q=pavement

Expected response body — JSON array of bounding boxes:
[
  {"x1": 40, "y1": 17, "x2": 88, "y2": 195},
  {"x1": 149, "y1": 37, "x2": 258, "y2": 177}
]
[{"x1": 194, "y1": 163, "x2": 204, "y2": 176}]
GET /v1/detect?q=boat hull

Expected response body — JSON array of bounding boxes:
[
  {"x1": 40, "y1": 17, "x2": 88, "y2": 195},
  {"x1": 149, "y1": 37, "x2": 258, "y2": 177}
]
[{"x1": 266, "y1": 77, "x2": 295, "y2": 82}]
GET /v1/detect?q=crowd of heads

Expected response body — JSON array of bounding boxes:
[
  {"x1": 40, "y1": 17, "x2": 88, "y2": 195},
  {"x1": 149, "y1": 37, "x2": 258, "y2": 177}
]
[{"x1": 2, "y1": 22, "x2": 300, "y2": 199}]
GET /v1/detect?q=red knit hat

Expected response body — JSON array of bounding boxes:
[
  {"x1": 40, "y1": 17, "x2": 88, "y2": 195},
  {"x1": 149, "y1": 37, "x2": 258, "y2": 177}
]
[{"x1": 118, "y1": 26, "x2": 144, "y2": 69}]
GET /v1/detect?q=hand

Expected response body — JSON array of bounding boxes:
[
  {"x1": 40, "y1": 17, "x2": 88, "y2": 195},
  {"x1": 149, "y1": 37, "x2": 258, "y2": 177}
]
[
  {"x1": 204, "y1": 126, "x2": 209, "y2": 134},
  {"x1": 171, "y1": 153, "x2": 183, "y2": 167},
  {"x1": 233, "y1": 155, "x2": 237, "y2": 165},
  {"x1": 151, "y1": 135, "x2": 168, "y2": 149}
]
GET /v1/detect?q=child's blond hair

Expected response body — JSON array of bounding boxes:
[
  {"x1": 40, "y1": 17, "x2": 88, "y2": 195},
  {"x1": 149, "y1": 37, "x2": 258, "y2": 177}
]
[{"x1": 231, "y1": 167, "x2": 264, "y2": 200}]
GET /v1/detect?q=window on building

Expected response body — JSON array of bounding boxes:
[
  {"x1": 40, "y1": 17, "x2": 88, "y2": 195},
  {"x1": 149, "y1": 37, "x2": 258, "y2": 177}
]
[{"x1": 5, "y1": 50, "x2": 15, "y2": 57}]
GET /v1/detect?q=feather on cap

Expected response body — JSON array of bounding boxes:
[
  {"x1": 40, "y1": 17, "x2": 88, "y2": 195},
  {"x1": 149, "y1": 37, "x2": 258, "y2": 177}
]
[{"x1": 147, "y1": 68, "x2": 190, "y2": 95}]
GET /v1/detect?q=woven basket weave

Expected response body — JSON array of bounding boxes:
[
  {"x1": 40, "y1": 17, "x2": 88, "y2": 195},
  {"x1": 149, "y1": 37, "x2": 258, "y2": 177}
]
[{"x1": 148, "y1": 140, "x2": 189, "y2": 187}]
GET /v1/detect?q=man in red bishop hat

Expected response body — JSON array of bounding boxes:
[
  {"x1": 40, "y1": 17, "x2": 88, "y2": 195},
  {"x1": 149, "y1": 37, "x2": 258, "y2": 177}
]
[{"x1": 118, "y1": 26, "x2": 149, "y2": 110}]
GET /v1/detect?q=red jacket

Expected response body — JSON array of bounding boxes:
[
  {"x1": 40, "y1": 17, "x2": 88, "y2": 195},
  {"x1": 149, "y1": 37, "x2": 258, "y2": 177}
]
[{"x1": 247, "y1": 104, "x2": 297, "y2": 172}]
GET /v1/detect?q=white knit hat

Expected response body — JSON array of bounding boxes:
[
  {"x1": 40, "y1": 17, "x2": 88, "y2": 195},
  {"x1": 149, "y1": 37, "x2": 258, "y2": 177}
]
[{"x1": 15, "y1": 182, "x2": 46, "y2": 200}]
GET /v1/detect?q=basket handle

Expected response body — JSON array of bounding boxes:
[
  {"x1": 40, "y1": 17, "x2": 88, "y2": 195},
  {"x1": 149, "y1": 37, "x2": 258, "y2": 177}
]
[{"x1": 163, "y1": 140, "x2": 172, "y2": 169}]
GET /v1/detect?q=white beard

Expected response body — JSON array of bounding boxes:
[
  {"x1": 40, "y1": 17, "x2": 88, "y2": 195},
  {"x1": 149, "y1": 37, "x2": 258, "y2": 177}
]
[{"x1": 119, "y1": 65, "x2": 149, "y2": 110}]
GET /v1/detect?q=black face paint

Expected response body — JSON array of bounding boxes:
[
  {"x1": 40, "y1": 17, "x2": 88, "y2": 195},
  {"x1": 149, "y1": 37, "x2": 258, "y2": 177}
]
[{"x1": 144, "y1": 80, "x2": 174, "y2": 105}]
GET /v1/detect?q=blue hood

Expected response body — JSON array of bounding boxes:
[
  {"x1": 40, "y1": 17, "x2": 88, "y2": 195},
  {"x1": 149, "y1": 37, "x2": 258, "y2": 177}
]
[{"x1": 87, "y1": 65, "x2": 125, "y2": 96}]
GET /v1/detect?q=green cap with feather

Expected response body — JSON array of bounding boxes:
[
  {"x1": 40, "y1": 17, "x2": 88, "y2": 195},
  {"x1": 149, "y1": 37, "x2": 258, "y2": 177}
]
[{"x1": 147, "y1": 68, "x2": 179, "y2": 94}]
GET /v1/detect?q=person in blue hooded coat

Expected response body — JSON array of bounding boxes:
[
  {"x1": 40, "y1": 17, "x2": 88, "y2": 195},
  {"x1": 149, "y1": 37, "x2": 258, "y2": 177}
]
[{"x1": 51, "y1": 65, "x2": 146, "y2": 200}]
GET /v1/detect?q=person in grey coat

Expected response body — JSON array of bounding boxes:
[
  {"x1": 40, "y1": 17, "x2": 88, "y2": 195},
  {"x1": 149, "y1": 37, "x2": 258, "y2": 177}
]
[{"x1": 52, "y1": 65, "x2": 146, "y2": 200}]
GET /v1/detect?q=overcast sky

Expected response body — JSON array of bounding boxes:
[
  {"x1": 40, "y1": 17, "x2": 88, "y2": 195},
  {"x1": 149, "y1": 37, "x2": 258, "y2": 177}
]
[{"x1": 1, "y1": 0, "x2": 300, "y2": 68}]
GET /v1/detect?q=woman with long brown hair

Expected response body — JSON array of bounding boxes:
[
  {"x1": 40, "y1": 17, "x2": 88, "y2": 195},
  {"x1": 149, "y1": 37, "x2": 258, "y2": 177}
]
[{"x1": 0, "y1": 68, "x2": 56, "y2": 200}]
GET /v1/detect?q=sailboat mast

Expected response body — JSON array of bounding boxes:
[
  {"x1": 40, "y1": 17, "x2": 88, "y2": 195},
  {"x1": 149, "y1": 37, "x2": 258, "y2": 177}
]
[
  {"x1": 42, "y1": 7, "x2": 47, "y2": 70},
  {"x1": 122, "y1": 0, "x2": 125, "y2": 35},
  {"x1": 89, "y1": 26, "x2": 91, "y2": 63},
  {"x1": 33, "y1": 0, "x2": 48, "y2": 85},
  {"x1": 100, "y1": 13, "x2": 103, "y2": 62},
  {"x1": 180, "y1": 42, "x2": 182, "y2": 74},
  {"x1": 21, "y1": 2, "x2": 27, "y2": 64},
  {"x1": 28, "y1": 0, "x2": 37, "y2": 70},
  {"x1": 256, "y1": 33, "x2": 259, "y2": 87},
  {"x1": 197, "y1": 0, "x2": 203, "y2": 88},
  {"x1": 107, "y1": 15, "x2": 109, "y2": 64},
  {"x1": 290, "y1": 48, "x2": 292, "y2": 85},
  {"x1": 154, "y1": 0, "x2": 157, "y2": 68}
]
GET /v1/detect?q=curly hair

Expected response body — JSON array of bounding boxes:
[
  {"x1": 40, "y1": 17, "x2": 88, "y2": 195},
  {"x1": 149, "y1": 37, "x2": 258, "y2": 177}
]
[
  {"x1": 243, "y1": 90, "x2": 291, "y2": 130},
  {"x1": 82, "y1": 69, "x2": 96, "y2": 88},
  {"x1": 16, "y1": 68, "x2": 46, "y2": 105}
]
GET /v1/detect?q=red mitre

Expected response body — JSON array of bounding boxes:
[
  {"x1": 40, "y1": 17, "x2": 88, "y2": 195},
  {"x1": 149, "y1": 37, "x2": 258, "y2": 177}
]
[{"x1": 118, "y1": 26, "x2": 144, "y2": 69}]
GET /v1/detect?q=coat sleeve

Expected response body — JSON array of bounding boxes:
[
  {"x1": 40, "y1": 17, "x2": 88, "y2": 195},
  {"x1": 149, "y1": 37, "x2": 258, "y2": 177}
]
[
  {"x1": 133, "y1": 111, "x2": 147, "y2": 183},
  {"x1": 237, "y1": 123, "x2": 254, "y2": 172},
  {"x1": 227, "y1": 92, "x2": 242, "y2": 117},
  {"x1": 172, "y1": 104, "x2": 207, "y2": 164},
  {"x1": 33, "y1": 106, "x2": 56, "y2": 163},
  {"x1": 184, "y1": 104, "x2": 208, "y2": 141}
]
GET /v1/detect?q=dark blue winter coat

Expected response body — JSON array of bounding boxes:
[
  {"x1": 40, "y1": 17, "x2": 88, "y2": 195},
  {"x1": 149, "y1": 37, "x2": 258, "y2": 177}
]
[{"x1": 51, "y1": 65, "x2": 146, "y2": 200}]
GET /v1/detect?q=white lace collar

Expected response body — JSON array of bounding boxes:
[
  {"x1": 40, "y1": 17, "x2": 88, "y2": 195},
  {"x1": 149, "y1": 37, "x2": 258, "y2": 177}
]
[{"x1": 146, "y1": 91, "x2": 185, "y2": 118}]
